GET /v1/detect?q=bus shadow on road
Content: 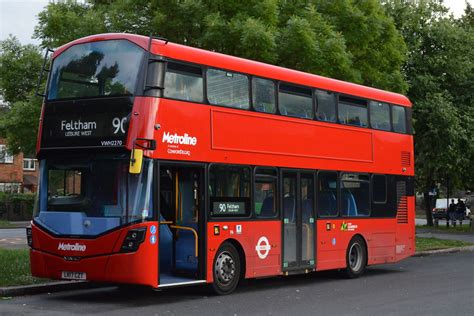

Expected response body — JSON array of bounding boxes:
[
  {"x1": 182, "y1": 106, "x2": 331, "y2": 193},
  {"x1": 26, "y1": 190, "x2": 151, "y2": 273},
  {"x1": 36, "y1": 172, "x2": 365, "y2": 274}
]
[{"x1": 44, "y1": 266, "x2": 406, "y2": 309}]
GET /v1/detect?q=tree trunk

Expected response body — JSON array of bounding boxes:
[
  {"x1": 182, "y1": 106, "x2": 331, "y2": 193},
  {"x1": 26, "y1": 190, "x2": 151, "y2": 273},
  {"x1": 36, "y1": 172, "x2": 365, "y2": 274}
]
[{"x1": 424, "y1": 192, "x2": 434, "y2": 226}]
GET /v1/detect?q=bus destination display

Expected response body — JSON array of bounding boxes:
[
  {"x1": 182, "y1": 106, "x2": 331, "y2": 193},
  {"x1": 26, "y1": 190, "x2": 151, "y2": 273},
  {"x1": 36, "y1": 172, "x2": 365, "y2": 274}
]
[
  {"x1": 40, "y1": 98, "x2": 132, "y2": 149},
  {"x1": 212, "y1": 201, "x2": 246, "y2": 216}
]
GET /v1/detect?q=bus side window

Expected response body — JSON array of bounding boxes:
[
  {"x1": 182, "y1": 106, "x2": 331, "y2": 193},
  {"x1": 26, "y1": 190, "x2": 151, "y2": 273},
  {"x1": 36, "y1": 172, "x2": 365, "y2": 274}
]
[
  {"x1": 369, "y1": 101, "x2": 391, "y2": 131},
  {"x1": 372, "y1": 174, "x2": 387, "y2": 204},
  {"x1": 252, "y1": 78, "x2": 276, "y2": 114},
  {"x1": 278, "y1": 84, "x2": 313, "y2": 119},
  {"x1": 315, "y1": 90, "x2": 337, "y2": 122},
  {"x1": 317, "y1": 171, "x2": 338, "y2": 217},
  {"x1": 392, "y1": 105, "x2": 407, "y2": 133},
  {"x1": 207, "y1": 69, "x2": 250, "y2": 109},
  {"x1": 254, "y1": 168, "x2": 278, "y2": 219},
  {"x1": 338, "y1": 96, "x2": 368, "y2": 127},
  {"x1": 340, "y1": 173, "x2": 370, "y2": 217},
  {"x1": 209, "y1": 165, "x2": 251, "y2": 217},
  {"x1": 164, "y1": 62, "x2": 203, "y2": 102}
]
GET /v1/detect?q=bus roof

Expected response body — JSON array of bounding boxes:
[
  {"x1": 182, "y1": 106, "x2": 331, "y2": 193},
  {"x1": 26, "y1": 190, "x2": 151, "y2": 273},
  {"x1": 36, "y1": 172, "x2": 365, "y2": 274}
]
[{"x1": 54, "y1": 33, "x2": 412, "y2": 107}]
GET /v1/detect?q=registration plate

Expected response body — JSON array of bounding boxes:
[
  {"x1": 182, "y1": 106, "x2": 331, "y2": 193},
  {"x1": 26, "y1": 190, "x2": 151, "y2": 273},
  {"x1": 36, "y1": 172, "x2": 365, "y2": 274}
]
[{"x1": 61, "y1": 271, "x2": 87, "y2": 280}]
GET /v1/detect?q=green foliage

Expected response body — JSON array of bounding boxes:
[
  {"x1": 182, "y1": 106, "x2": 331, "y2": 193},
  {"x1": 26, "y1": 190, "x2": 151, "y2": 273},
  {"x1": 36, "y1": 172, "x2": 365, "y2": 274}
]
[
  {"x1": 33, "y1": 0, "x2": 106, "y2": 48},
  {"x1": 0, "y1": 192, "x2": 36, "y2": 221},
  {"x1": 0, "y1": 36, "x2": 43, "y2": 105},
  {"x1": 0, "y1": 37, "x2": 43, "y2": 155},
  {"x1": 0, "y1": 249, "x2": 48, "y2": 287},
  {"x1": 384, "y1": 0, "x2": 474, "y2": 192},
  {"x1": 0, "y1": 93, "x2": 42, "y2": 155},
  {"x1": 32, "y1": 0, "x2": 408, "y2": 93}
]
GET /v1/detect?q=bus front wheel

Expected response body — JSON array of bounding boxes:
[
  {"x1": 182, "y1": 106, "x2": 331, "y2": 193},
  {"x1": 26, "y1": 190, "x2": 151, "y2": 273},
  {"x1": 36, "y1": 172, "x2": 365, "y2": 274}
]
[
  {"x1": 343, "y1": 235, "x2": 367, "y2": 278},
  {"x1": 212, "y1": 242, "x2": 241, "y2": 295}
]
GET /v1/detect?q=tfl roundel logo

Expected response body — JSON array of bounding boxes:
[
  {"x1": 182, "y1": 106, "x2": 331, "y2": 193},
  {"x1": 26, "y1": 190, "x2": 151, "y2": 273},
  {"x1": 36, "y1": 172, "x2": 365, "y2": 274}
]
[{"x1": 255, "y1": 236, "x2": 271, "y2": 259}]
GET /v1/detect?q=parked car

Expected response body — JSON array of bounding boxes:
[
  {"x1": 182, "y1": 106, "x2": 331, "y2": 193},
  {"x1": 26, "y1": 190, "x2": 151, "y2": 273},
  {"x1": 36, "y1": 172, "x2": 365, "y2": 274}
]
[{"x1": 432, "y1": 198, "x2": 471, "y2": 220}]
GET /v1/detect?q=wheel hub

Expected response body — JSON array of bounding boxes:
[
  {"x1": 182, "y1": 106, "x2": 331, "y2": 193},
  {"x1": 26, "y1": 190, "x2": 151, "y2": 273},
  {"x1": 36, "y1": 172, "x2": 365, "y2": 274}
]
[
  {"x1": 215, "y1": 251, "x2": 235, "y2": 284},
  {"x1": 349, "y1": 243, "x2": 363, "y2": 271}
]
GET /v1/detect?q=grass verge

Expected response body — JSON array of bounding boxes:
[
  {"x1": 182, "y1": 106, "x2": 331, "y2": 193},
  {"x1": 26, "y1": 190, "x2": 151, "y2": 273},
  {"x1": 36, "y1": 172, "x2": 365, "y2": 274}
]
[
  {"x1": 417, "y1": 224, "x2": 472, "y2": 233},
  {"x1": 416, "y1": 237, "x2": 473, "y2": 252},
  {"x1": 0, "y1": 220, "x2": 14, "y2": 228},
  {"x1": 0, "y1": 249, "x2": 49, "y2": 287}
]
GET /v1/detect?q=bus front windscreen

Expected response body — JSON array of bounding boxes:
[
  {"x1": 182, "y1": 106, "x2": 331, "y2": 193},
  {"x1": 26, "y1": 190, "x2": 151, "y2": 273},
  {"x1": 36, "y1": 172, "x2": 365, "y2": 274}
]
[
  {"x1": 47, "y1": 40, "x2": 144, "y2": 100},
  {"x1": 34, "y1": 156, "x2": 153, "y2": 236}
]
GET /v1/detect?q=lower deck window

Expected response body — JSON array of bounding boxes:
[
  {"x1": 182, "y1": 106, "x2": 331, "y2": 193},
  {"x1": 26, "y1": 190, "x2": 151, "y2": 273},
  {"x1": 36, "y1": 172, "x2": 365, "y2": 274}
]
[
  {"x1": 209, "y1": 165, "x2": 250, "y2": 217},
  {"x1": 318, "y1": 171, "x2": 338, "y2": 217},
  {"x1": 340, "y1": 173, "x2": 370, "y2": 216},
  {"x1": 254, "y1": 169, "x2": 278, "y2": 218}
]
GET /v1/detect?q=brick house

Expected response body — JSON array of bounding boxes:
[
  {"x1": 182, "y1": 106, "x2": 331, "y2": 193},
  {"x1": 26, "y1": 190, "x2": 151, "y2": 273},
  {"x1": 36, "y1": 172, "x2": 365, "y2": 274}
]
[{"x1": 0, "y1": 139, "x2": 38, "y2": 193}]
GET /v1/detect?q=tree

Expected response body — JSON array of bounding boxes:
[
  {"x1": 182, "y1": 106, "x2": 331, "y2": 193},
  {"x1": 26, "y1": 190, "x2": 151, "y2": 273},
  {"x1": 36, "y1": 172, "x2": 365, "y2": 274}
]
[
  {"x1": 0, "y1": 93, "x2": 43, "y2": 155},
  {"x1": 383, "y1": 0, "x2": 474, "y2": 225},
  {"x1": 0, "y1": 37, "x2": 43, "y2": 155},
  {"x1": 0, "y1": 36, "x2": 43, "y2": 105},
  {"x1": 33, "y1": 0, "x2": 408, "y2": 92}
]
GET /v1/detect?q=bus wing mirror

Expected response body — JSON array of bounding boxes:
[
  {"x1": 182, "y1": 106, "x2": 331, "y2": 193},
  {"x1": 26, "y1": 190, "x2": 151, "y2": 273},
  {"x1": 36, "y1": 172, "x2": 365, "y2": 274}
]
[{"x1": 129, "y1": 148, "x2": 144, "y2": 174}]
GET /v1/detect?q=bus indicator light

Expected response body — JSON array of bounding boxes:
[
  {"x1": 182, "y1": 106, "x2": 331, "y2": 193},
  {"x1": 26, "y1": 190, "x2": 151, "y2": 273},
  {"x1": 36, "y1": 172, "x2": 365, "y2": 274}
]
[{"x1": 214, "y1": 226, "x2": 220, "y2": 236}]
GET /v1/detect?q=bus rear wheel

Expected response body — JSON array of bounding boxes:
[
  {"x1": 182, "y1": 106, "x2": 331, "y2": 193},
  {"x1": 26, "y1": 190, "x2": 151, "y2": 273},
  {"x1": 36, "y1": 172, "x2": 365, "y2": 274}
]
[
  {"x1": 212, "y1": 242, "x2": 240, "y2": 295},
  {"x1": 343, "y1": 235, "x2": 367, "y2": 279}
]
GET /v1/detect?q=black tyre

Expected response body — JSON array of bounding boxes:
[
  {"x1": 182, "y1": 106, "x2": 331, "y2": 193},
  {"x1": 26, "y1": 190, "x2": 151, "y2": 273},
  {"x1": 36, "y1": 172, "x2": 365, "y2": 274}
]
[
  {"x1": 211, "y1": 242, "x2": 241, "y2": 295},
  {"x1": 343, "y1": 235, "x2": 367, "y2": 279}
]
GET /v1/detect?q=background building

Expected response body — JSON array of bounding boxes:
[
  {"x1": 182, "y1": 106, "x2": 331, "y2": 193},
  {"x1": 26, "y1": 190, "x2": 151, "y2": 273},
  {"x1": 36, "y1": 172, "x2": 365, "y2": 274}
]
[{"x1": 0, "y1": 139, "x2": 38, "y2": 193}]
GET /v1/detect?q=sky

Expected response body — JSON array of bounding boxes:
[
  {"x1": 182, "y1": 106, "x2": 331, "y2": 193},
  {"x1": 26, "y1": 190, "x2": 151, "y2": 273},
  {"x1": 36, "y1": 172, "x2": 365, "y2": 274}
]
[{"x1": 0, "y1": 0, "x2": 473, "y2": 45}]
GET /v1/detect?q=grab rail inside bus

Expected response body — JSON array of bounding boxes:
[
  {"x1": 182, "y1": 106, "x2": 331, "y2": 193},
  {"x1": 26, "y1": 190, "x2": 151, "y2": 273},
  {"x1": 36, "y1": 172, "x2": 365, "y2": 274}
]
[{"x1": 170, "y1": 225, "x2": 199, "y2": 258}]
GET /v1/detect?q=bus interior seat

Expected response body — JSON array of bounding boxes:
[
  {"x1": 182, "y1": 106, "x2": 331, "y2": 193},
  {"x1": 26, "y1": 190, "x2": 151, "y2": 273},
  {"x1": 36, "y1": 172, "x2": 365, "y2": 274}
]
[
  {"x1": 260, "y1": 195, "x2": 275, "y2": 217},
  {"x1": 341, "y1": 189, "x2": 357, "y2": 216},
  {"x1": 174, "y1": 224, "x2": 198, "y2": 273},
  {"x1": 159, "y1": 215, "x2": 173, "y2": 274},
  {"x1": 283, "y1": 197, "x2": 296, "y2": 223},
  {"x1": 302, "y1": 199, "x2": 313, "y2": 222},
  {"x1": 319, "y1": 191, "x2": 336, "y2": 216}
]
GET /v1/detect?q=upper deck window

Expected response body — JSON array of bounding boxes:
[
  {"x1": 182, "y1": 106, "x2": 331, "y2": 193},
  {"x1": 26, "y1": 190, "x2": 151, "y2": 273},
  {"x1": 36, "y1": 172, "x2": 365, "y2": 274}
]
[
  {"x1": 207, "y1": 69, "x2": 250, "y2": 109},
  {"x1": 252, "y1": 78, "x2": 276, "y2": 114},
  {"x1": 48, "y1": 40, "x2": 144, "y2": 100},
  {"x1": 338, "y1": 96, "x2": 368, "y2": 127},
  {"x1": 278, "y1": 84, "x2": 313, "y2": 119},
  {"x1": 369, "y1": 101, "x2": 391, "y2": 131},
  {"x1": 392, "y1": 105, "x2": 407, "y2": 133},
  {"x1": 315, "y1": 90, "x2": 337, "y2": 122},
  {"x1": 164, "y1": 62, "x2": 203, "y2": 102}
]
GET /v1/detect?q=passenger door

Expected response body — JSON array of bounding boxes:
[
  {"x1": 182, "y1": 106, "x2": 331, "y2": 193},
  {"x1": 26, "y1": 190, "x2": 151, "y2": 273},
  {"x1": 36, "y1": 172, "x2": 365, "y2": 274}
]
[
  {"x1": 158, "y1": 164, "x2": 205, "y2": 283},
  {"x1": 282, "y1": 171, "x2": 315, "y2": 271}
]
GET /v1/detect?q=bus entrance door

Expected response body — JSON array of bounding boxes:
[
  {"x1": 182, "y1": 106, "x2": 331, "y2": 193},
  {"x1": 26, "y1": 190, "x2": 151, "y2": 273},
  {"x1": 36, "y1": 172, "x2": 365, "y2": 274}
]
[
  {"x1": 282, "y1": 171, "x2": 316, "y2": 271},
  {"x1": 158, "y1": 165, "x2": 206, "y2": 286}
]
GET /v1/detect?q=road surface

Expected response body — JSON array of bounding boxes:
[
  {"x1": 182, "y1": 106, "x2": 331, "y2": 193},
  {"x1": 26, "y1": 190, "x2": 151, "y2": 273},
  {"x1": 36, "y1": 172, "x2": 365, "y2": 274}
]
[
  {"x1": 0, "y1": 228, "x2": 27, "y2": 249},
  {"x1": 1, "y1": 251, "x2": 473, "y2": 316}
]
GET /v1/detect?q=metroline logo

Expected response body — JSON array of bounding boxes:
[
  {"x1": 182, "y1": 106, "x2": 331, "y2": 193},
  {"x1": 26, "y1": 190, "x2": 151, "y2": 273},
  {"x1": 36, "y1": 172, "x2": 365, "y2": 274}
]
[
  {"x1": 162, "y1": 132, "x2": 198, "y2": 146},
  {"x1": 58, "y1": 242, "x2": 87, "y2": 252}
]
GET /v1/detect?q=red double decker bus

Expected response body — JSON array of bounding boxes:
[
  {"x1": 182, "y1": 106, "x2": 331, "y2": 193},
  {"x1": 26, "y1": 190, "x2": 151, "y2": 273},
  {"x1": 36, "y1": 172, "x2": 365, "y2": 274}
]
[{"x1": 28, "y1": 33, "x2": 414, "y2": 294}]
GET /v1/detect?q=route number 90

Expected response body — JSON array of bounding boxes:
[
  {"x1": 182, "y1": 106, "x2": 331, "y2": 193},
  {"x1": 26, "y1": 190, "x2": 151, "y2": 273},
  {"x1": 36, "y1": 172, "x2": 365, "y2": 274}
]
[{"x1": 112, "y1": 117, "x2": 126, "y2": 134}]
